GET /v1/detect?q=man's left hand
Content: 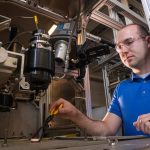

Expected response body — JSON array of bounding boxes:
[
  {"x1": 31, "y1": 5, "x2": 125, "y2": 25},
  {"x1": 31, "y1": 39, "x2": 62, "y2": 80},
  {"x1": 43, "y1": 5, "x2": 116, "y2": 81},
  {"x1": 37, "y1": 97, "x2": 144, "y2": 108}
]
[{"x1": 133, "y1": 113, "x2": 150, "y2": 134}]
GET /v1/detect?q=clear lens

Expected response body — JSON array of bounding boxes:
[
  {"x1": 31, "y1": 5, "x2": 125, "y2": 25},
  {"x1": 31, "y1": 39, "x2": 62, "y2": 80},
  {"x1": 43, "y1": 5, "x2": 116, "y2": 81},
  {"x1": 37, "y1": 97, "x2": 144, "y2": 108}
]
[{"x1": 115, "y1": 36, "x2": 146, "y2": 53}]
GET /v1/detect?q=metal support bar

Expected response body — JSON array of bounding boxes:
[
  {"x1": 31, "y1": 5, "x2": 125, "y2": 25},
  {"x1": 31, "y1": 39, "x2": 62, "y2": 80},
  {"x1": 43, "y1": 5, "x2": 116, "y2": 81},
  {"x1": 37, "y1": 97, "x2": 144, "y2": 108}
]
[
  {"x1": 83, "y1": 0, "x2": 106, "y2": 15},
  {"x1": 93, "y1": 52, "x2": 119, "y2": 72},
  {"x1": 86, "y1": 32, "x2": 102, "y2": 43},
  {"x1": 0, "y1": 0, "x2": 66, "y2": 22},
  {"x1": 90, "y1": 11, "x2": 124, "y2": 30},
  {"x1": 108, "y1": 61, "x2": 122, "y2": 71},
  {"x1": 0, "y1": 15, "x2": 11, "y2": 31}
]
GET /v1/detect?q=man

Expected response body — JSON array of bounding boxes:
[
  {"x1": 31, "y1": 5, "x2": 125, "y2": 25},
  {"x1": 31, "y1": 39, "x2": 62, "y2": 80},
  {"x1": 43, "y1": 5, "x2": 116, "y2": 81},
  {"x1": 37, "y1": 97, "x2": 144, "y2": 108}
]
[{"x1": 50, "y1": 23, "x2": 150, "y2": 136}]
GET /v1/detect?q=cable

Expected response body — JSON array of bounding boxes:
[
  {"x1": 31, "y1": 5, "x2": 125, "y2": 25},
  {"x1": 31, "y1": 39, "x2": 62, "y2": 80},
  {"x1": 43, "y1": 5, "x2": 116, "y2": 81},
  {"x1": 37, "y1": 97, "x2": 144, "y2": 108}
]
[
  {"x1": 7, "y1": 31, "x2": 32, "y2": 50},
  {"x1": 30, "y1": 115, "x2": 54, "y2": 142},
  {"x1": 3, "y1": 41, "x2": 24, "y2": 51},
  {"x1": 5, "y1": 15, "x2": 39, "y2": 50},
  {"x1": 31, "y1": 104, "x2": 63, "y2": 142}
]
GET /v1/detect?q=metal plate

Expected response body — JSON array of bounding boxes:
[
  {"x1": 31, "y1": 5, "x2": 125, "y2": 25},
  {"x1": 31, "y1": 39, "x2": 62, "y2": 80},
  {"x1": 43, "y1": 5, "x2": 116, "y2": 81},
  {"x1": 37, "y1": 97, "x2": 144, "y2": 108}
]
[{"x1": 0, "y1": 138, "x2": 150, "y2": 150}]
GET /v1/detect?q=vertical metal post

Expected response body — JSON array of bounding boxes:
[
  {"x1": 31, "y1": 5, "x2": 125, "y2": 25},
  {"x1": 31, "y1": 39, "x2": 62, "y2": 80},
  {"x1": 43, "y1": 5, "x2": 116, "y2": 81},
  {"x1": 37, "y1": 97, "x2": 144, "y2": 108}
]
[
  {"x1": 141, "y1": 0, "x2": 150, "y2": 30},
  {"x1": 84, "y1": 66, "x2": 92, "y2": 117},
  {"x1": 101, "y1": 7, "x2": 119, "y2": 107},
  {"x1": 45, "y1": 85, "x2": 51, "y2": 118},
  {"x1": 79, "y1": 15, "x2": 93, "y2": 118},
  {"x1": 121, "y1": 0, "x2": 133, "y2": 24},
  {"x1": 39, "y1": 92, "x2": 47, "y2": 127},
  {"x1": 39, "y1": 98, "x2": 44, "y2": 127},
  {"x1": 102, "y1": 66, "x2": 111, "y2": 108},
  {"x1": 102, "y1": 1, "x2": 132, "y2": 107}
]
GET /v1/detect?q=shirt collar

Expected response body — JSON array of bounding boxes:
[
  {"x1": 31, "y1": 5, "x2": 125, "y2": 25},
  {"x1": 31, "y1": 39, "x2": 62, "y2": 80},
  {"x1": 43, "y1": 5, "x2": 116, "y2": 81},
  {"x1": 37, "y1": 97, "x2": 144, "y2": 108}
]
[{"x1": 131, "y1": 72, "x2": 150, "y2": 80}]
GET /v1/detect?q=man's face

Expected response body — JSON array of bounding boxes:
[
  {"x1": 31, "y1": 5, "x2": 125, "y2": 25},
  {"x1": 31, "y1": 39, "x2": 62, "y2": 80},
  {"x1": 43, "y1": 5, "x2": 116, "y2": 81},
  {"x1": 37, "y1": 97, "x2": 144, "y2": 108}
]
[{"x1": 116, "y1": 25, "x2": 150, "y2": 70}]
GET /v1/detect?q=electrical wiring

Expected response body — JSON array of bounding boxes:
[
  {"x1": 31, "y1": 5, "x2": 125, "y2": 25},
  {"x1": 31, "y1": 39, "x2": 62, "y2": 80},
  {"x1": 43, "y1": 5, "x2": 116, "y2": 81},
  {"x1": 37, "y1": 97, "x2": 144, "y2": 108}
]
[{"x1": 7, "y1": 31, "x2": 32, "y2": 50}]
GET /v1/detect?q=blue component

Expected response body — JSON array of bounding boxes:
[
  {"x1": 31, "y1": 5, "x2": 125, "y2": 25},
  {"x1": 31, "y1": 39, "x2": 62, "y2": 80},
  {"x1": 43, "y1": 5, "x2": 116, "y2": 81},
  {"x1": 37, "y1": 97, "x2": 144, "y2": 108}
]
[{"x1": 57, "y1": 23, "x2": 64, "y2": 30}]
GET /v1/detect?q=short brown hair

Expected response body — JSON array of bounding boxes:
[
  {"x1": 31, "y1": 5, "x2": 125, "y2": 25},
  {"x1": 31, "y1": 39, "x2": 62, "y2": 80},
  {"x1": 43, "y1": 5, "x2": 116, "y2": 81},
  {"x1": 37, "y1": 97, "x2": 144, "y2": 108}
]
[{"x1": 121, "y1": 23, "x2": 149, "y2": 36}]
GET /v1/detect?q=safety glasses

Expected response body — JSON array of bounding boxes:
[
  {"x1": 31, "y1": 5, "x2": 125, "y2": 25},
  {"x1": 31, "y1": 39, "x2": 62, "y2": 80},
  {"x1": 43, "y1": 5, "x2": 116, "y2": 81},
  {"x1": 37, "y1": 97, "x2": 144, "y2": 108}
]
[{"x1": 115, "y1": 35, "x2": 146, "y2": 53}]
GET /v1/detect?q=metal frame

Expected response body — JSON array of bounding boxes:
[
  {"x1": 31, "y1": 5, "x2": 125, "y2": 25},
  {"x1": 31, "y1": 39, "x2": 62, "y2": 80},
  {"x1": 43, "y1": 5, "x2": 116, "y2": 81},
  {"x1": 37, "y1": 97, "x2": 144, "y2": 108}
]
[
  {"x1": 90, "y1": 0, "x2": 147, "y2": 30},
  {"x1": 106, "y1": 0, "x2": 147, "y2": 26},
  {"x1": 0, "y1": 15, "x2": 11, "y2": 31},
  {"x1": 89, "y1": 0, "x2": 148, "y2": 108},
  {"x1": 90, "y1": 11, "x2": 124, "y2": 30}
]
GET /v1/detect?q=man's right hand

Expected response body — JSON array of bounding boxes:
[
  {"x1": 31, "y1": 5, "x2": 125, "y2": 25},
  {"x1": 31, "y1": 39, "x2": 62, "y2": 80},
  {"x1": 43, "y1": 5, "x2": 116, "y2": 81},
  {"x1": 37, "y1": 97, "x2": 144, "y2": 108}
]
[{"x1": 50, "y1": 98, "x2": 81, "y2": 121}]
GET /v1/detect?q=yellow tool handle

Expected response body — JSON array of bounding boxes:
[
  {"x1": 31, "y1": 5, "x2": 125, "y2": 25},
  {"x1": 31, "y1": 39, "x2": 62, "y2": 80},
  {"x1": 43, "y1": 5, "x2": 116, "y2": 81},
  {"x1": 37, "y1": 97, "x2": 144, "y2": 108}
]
[
  {"x1": 50, "y1": 104, "x2": 63, "y2": 115},
  {"x1": 34, "y1": 15, "x2": 38, "y2": 29}
]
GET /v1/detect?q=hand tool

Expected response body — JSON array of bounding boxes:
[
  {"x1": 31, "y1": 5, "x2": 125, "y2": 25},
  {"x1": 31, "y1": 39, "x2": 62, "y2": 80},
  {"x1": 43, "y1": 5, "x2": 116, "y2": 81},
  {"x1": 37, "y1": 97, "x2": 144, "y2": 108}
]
[
  {"x1": 46, "y1": 103, "x2": 63, "y2": 123},
  {"x1": 30, "y1": 103, "x2": 63, "y2": 142}
]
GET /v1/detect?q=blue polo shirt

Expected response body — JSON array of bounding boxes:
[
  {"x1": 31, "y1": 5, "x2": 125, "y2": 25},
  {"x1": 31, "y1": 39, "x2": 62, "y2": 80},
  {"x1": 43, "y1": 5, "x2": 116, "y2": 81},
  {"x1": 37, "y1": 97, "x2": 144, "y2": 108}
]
[{"x1": 108, "y1": 73, "x2": 150, "y2": 136}]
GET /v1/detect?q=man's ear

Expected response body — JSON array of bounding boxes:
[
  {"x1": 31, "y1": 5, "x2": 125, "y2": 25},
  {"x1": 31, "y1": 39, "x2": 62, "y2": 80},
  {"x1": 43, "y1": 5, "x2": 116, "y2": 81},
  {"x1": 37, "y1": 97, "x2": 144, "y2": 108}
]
[{"x1": 146, "y1": 36, "x2": 150, "y2": 48}]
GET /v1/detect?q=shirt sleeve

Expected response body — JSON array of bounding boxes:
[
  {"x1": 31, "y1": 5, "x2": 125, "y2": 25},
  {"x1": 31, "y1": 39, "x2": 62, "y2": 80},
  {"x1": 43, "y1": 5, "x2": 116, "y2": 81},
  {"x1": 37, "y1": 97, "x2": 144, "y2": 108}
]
[{"x1": 108, "y1": 85, "x2": 122, "y2": 119}]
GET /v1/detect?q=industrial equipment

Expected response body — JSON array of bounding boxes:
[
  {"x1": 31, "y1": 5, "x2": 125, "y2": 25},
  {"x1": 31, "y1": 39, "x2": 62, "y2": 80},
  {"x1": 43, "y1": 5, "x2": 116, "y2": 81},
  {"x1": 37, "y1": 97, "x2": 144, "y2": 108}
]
[
  {"x1": 0, "y1": 16, "x2": 112, "y2": 111},
  {"x1": 0, "y1": 0, "x2": 149, "y2": 149},
  {"x1": 25, "y1": 29, "x2": 55, "y2": 90}
]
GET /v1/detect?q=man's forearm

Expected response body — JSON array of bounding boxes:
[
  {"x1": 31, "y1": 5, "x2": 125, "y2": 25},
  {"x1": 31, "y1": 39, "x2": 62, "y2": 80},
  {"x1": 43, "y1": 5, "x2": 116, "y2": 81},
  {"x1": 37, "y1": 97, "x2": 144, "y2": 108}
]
[{"x1": 71, "y1": 110, "x2": 114, "y2": 136}]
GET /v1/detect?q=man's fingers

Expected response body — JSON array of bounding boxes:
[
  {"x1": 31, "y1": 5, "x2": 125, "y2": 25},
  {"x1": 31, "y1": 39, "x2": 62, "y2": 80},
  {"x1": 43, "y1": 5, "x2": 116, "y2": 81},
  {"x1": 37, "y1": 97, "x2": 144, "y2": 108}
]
[
  {"x1": 133, "y1": 119, "x2": 150, "y2": 134},
  {"x1": 143, "y1": 120, "x2": 150, "y2": 134}
]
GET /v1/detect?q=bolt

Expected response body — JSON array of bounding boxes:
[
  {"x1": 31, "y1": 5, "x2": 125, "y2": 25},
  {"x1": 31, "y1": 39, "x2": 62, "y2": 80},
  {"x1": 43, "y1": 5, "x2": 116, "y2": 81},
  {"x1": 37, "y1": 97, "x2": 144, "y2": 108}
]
[{"x1": 13, "y1": 61, "x2": 17, "y2": 65}]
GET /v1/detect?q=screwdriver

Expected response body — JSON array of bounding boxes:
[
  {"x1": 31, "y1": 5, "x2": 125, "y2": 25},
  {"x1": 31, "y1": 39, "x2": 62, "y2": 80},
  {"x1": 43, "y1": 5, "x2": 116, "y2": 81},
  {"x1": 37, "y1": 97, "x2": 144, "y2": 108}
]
[
  {"x1": 46, "y1": 103, "x2": 63, "y2": 123},
  {"x1": 34, "y1": 15, "x2": 38, "y2": 30}
]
